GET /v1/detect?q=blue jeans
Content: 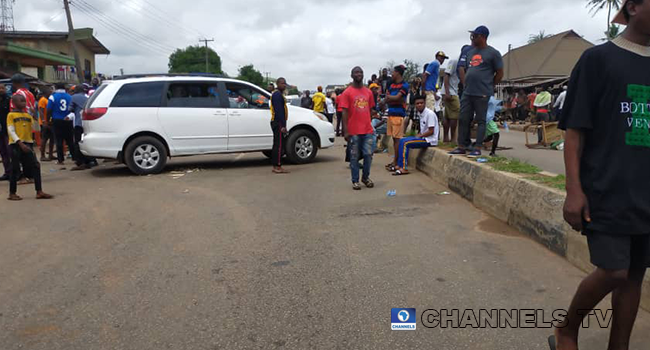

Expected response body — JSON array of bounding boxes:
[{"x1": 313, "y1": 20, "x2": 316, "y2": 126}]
[
  {"x1": 349, "y1": 134, "x2": 373, "y2": 183},
  {"x1": 371, "y1": 119, "x2": 387, "y2": 152}
]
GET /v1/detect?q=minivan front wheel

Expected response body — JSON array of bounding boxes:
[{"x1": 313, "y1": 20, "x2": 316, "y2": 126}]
[
  {"x1": 124, "y1": 136, "x2": 168, "y2": 175},
  {"x1": 286, "y1": 129, "x2": 318, "y2": 164}
]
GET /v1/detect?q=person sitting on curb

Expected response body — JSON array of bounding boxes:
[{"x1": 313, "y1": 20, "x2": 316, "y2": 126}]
[{"x1": 393, "y1": 95, "x2": 438, "y2": 176}]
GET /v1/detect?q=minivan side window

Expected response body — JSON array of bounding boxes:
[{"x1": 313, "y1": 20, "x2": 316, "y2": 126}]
[
  {"x1": 225, "y1": 83, "x2": 269, "y2": 110},
  {"x1": 164, "y1": 83, "x2": 220, "y2": 108},
  {"x1": 110, "y1": 82, "x2": 165, "y2": 108}
]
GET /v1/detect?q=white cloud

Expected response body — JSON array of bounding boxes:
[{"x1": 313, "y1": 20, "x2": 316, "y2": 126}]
[{"x1": 14, "y1": 0, "x2": 612, "y2": 89}]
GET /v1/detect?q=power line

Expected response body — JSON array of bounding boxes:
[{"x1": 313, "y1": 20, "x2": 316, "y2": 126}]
[
  {"x1": 199, "y1": 38, "x2": 214, "y2": 72},
  {"x1": 115, "y1": 0, "x2": 204, "y2": 39},
  {"x1": 74, "y1": 0, "x2": 175, "y2": 52},
  {"x1": 44, "y1": 10, "x2": 65, "y2": 25},
  {"x1": 70, "y1": 2, "x2": 171, "y2": 56},
  {"x1": 136, "y1": 0, "x2": 205, "y2": 38}
]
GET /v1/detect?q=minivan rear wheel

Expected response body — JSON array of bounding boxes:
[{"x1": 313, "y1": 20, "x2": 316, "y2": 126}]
[
  {"x1": 124, "y1": 136, "x2": 168, "y2": 175},
  {"x1": 286, "y1": 129, "x2": 318, "y2": 164}
]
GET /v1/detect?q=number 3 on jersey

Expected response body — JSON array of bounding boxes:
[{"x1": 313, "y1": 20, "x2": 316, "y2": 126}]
[{"x1": 59, "y1": 99, "x2": 67, "y2": 111}]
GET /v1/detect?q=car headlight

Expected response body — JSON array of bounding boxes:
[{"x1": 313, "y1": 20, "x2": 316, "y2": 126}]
[{"x1": 313, "y1": 112, "x2": 327, "y2": 121}]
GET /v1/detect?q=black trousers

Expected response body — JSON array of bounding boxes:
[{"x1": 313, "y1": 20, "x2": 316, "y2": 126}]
[
  {"x1": 336, "y1": 112, "x2": 343, "y2": 135},
  {"x1": 74, "y1": 125, "x2": 95, "y2": 166},
  {"x1": 270, "y1": 121, "x2": 284, "y2": 167},
  {"x1": 325, "y1": 112, "x2": 333, "y2": 123},
  {"x1": 10, "y1": 143, "x2": 42, "y2": 194},
  {"x1": 458, "y1": 95, "x2": 489, "y2": 149},
  {"x1": 53, "y1": 119, "x2": 75, "y2": 163}
]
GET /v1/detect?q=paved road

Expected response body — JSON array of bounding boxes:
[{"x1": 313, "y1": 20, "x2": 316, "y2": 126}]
[
  {"x1": 495, "y1": 130, "x2": 565, "y2": 175},
  {"x1": 1, "y1": 141, "x2": 648, "y2": 349}
]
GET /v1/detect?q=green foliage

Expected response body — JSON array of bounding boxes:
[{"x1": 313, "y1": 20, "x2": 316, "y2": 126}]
[
  {"x1": 528, "y1": 30, "x2": 553, "y2": 44},
  {"x1": 288, "y1": 87, "x2": 300, "y2": 95},
  {"x1": 602, "y1": 23, "x2": 620, "y2": 41},
  {"x1": 586, "y1": 0, "x2": 622, "y2": 31},
  {"x1": 487, "y1": 157, "x2": 541, "y2": 174},
  {"x1": 237, "y1": 64, "x2": 265, "y2": 88},
  {"x1": 168, "y1": 46, "x2": 222, "y2": 74}
]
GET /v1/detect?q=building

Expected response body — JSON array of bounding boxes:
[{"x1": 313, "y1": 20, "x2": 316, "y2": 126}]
[
  {"x1": 0, "y1": 28, "x2": 110, "y2": 83},
  {"x1": 501, "y1": 30, "x2": 594, "y2": 89}
]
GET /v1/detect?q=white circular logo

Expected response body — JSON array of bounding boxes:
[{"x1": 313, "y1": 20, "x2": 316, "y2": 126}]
[{"x1": 398, "y1": 310, "x2": 410, "y2": 322}]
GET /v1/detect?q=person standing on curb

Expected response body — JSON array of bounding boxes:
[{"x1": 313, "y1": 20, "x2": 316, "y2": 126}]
[
  {"x1": 449, "y1": 26, "x2": 503, "y2": 158},
  {"x1": 550, "y1": 1, "x2": 650, "y2": 349},
  {"x1": 270, "y1": 78, "x2": 289, "y2": 174},
  {"x1": 422, "y1": 51, "x2": 448, "y2": 112},
  {"x1": 340, "y1": 67, "x2": 376, "y2": 191},
  {"x1": 384, "y1": 65, "x2": 409, "y2": 171}
]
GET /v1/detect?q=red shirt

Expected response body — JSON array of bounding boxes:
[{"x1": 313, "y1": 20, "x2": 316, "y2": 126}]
[
  {"x1": 10, "y1": 88, "x2": 37, "y2": 116},
  {"x1": 339, "y1": 86, "x2": 375, "y2": 135}
]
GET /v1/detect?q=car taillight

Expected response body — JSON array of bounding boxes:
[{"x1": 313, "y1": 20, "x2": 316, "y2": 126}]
[{"x1": 83, "y1": 107, "x2": 108, "y2": 121}]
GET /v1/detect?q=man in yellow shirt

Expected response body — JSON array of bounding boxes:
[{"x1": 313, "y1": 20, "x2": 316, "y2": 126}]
[
  {"x1": 6, "y1": 94, "x2": 53, "y2": 201},
  {"x1": 312, "y1": 86, "x2": 326, "y2": 114}
]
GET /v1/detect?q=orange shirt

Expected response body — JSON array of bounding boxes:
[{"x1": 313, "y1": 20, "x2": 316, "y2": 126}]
[{"x1": 38, "y1": 97, "x2": 49, "y2": 125}]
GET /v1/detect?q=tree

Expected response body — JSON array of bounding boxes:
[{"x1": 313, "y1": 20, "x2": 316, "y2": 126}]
[
  {"x1": 602, "y1": 23, "x2": 621, "y2": 41},
  {"x1": 528, "y1": 30, "x2": 553, "y2": 44},
  {"x1": 587, "y1": 0, "x2": 622, "y2": 32},
  {"x1": 168, "y1": 46, "x2": 222, "y2": 74},
  {"x1": 237, "y1": 64, "x2": 265, "y2": 88},
  {"x1": 384, "y1": 59, "x2": 421, "y2": 82},
  {"x1": 288, "y1": 86, "x2": 300, "y2": 95}
]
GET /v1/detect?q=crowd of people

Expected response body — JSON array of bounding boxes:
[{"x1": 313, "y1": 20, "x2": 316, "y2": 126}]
[{"x1": 0, "y1": 74, "x2": 101, "y2": 200}]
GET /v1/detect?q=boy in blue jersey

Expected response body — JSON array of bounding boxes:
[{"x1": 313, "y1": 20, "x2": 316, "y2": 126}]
[{"x1": 47, "y1": 83, "x2": 75, "y2": 166}]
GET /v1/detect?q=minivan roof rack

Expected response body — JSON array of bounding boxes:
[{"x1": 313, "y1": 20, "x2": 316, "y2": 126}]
[{"x1": 113, "y1": 73, "x2": 226, "y2": 80}]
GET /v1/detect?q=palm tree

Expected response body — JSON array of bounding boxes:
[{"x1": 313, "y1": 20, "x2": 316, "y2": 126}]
[
  {"x1": 601, "y1": 23, "x2": 621, "y2": 41},
  {"x1": 586, "y1": 0, "x2": 622, "y2": 32},
  {"x1": 528, "y1": 30, "x2": 552, "y2": 44}
]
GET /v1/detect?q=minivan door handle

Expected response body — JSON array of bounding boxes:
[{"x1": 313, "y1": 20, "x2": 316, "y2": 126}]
[
  {"x1": 229, "y1": 111, "x2": 241, "y2": 116},
  {"x1": 214, "y1": 110, "x2": 227, "y2": 116}
]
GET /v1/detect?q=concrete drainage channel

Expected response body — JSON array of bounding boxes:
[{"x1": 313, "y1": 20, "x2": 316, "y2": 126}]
[{"x1": 404, "y1": 147, "x2": 650, "y2": 311}]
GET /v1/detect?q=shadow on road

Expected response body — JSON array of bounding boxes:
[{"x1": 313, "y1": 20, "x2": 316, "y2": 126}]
[{"x1": 89, "y1": 153, "x2": 340, "y2": 178}]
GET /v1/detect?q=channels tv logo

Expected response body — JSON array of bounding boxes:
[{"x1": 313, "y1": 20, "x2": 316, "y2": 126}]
[{"x1": 391, "y1": 308, "x2": 416, "y2": 330}]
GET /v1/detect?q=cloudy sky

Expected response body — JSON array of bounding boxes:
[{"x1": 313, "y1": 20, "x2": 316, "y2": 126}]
[{"x1": 15, "y1": 0, "x2": 614, "y2": 89}]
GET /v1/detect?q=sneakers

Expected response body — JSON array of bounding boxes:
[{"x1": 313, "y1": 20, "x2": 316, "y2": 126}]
[
  {"x1": 448, "y1": 148, "x2": 467, "y2": 155},
  {"x1": 352, "y1": 182, "x2": 362, "y2": 191},
  {"x1": 467, "y1": 150, "x2": 482, "y2": 158},
  {"x1": 362, "y1": 178, "x2": 374, "y2": 188}
]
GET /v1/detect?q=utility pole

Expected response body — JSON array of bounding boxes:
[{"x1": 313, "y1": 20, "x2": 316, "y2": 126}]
[
  {"x1": 1, "y1": 0, "x2": 15, "y2": 32},
  {"x1": 264, "y1": 71, "x2": 270, "y2": 85},
  {"x1": 198, "y1": 38, "x2": 214, "y2": 73},
  {"x1": 63, "y1": 0, "x2": 85, "y2": 83}
]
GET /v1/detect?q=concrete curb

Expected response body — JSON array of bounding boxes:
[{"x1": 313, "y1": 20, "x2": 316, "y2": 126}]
[{"x1": 406, "y1": 148, "x2": 650, "y2": 311}]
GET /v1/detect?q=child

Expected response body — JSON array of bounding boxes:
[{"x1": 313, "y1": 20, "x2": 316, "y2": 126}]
[
  {"x1": 7, "y1": 94, "x2": 53, "y2": 201},
  {"x1": 393, "y1": 95, "x2": 438, "y2": 176},
  {"x1": 484, "y1": 96, "x2": 502, "y2": 156}
]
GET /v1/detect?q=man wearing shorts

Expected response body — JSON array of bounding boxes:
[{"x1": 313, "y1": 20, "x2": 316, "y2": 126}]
[
  {"x1": 551, "y1": 1, "x2": 650, "y2": 349},
  {"x1": 443, "y1": 55, "x2": 461, "y2": 143},
  {"x1": 384, "y1": 65, "x2": 409, "y2": 170},
  {"x1": 422, "y1": 51, "x2": 448, "y2": 112}
]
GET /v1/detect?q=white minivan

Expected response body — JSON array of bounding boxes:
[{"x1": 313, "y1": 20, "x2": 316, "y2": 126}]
[{"x1": 80, "y1": 75, "x2": 336, "y2": 175}]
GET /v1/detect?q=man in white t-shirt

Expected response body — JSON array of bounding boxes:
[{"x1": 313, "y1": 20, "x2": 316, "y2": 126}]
[
  {"x1": 442, "y1": 57, "x2": 461, "y2": 143},
  {"x1": 393, "y1": 95, "x2": 438, "y2": 175}
]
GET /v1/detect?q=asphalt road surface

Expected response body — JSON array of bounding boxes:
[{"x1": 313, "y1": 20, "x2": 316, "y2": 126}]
[{"x1": 1, "y1": 141, "x2": 648, "y2": 349}]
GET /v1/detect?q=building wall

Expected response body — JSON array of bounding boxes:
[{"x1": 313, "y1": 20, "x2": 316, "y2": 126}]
[{"x1": 9, "y1": 37, "x2": 97, "y2": 83}]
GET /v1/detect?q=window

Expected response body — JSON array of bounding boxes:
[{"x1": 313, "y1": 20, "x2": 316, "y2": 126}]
[
  {"x1": 164, "y1": 82, "x2": 220, "y2": 108},
  {"x1": 225, "y1": 83, "x2": 269, "y2": 110},
  {"x1": 110, "y1": 82, "x2": 165, "y2": 108}
]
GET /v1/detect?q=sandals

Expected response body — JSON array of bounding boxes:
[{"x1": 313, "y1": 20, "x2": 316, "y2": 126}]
[
  {"x1": 393, "y1": 169, "x2": 410, "y2": 176},
  {"x1": 385, "y1": 163, "x2": 396, "y2": 172},
  {"x1": 352, "y1": 182, "x2": 361, "y2": 191},
  {"x1": 362, "y1": 178, "x2": 374, "y2": 188}
]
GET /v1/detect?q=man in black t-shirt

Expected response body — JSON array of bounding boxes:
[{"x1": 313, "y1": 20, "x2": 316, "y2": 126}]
[{"x1": 551, "y1": 2, "x2": 650, "y2": 350}]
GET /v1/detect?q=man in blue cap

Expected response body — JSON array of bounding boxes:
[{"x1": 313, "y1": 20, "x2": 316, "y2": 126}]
[{"x1": 449, "y1": 25, "x2": 504, "y2": 158}]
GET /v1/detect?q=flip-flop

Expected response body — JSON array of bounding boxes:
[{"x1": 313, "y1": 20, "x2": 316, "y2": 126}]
[{"x1": 548, "y1": 335, "x2": 557, "y2": 350}]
